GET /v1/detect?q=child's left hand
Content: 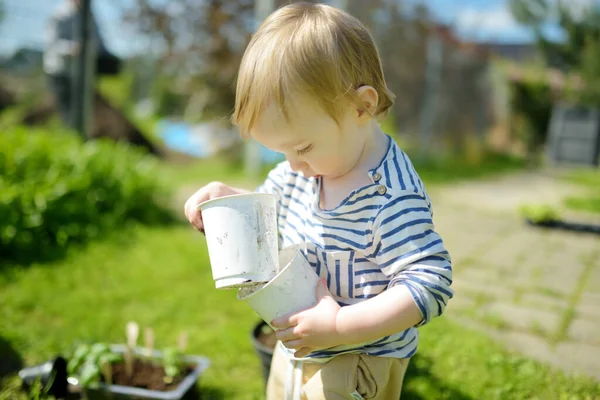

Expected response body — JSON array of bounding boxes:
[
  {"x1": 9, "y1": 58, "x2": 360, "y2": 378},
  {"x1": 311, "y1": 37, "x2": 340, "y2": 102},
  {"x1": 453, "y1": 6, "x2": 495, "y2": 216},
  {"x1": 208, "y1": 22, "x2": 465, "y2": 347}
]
[{"x1": 271, "y1": 278, "x2": 343, "y2": 358}]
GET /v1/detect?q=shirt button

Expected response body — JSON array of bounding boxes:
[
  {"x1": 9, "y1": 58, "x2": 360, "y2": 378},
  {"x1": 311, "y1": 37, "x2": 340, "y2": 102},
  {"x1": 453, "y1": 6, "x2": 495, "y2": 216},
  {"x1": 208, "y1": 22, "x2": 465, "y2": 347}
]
[
  {"x1": 377, "y1": 185, "x2": 387, "y2": 195},
  {"x1": 372, "y1": 172, "x2": 382, "y2": 182}
]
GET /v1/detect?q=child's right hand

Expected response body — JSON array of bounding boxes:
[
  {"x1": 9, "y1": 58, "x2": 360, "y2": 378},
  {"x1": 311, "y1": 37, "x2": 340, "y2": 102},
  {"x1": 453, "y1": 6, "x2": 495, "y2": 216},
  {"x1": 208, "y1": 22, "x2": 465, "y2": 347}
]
[{"x1": 183, "y1": 182, "x2": 246, "y2": 232}]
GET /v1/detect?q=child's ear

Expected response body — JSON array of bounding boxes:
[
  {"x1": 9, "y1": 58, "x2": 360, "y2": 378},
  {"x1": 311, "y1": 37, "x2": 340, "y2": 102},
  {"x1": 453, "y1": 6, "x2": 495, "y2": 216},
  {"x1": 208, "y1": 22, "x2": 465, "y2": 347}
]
[{"x1": 355, "y1": 86, "x2": 379, "y2": 121}]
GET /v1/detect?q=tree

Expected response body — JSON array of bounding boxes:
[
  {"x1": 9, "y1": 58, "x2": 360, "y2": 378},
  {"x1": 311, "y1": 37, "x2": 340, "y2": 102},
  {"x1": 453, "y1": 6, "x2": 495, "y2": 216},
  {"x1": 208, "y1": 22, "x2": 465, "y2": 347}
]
[
  {"x1": 509, "y1": 0, "x2": 600, "y2": 105},
  {"x1": 123, "y1": 0, "x2": 255, "y2": 119},
  {"x1": 508, "y1": 0, "x2": 549, "y2": 27}
]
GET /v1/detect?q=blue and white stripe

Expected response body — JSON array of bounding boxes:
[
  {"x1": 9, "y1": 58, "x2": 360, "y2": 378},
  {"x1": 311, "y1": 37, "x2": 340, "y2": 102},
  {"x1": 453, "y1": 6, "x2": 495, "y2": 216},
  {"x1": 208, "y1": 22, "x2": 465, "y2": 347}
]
[{"x1": 257, "y1": 136, "x2": 453, "y2": 361}]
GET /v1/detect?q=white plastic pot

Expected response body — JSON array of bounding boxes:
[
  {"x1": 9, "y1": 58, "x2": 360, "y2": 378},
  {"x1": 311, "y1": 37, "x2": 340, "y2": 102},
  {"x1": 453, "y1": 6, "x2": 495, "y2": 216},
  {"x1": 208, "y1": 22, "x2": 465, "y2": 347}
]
[
  {"x1": 237, "y1": 246, "x2": 320, "y2": 328},
  {"x1": 198, "y1": 193, "x2": 279, "y2": 289}
]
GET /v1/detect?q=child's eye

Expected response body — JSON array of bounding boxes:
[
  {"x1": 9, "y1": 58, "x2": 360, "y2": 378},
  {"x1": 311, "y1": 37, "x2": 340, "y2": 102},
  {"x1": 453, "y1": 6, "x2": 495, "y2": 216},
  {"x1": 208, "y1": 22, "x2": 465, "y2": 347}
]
[{"x1": 297, "y1": 144, "x2": 313, "y2": 155}]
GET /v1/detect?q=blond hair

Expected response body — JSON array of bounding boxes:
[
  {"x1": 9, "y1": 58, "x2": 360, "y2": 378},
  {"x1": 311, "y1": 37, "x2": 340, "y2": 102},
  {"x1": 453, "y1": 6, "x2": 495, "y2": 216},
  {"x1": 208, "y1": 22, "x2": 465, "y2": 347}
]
[{"x1": 231, "y1": 2, "x2": 395, "y2": 137}]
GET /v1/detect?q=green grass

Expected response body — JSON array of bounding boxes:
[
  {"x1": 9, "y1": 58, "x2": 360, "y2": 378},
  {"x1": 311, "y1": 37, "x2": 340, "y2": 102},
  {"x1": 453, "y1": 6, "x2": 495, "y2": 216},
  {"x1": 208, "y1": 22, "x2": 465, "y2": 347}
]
[
  {"x1": 562, "y1": 168, "x2": 600, "y2": 215},
  {"x1": 564, "y1": 197, "x2": 600, "y2": 214},
  {"x1": 1, "y1": 223, "x2": 599, "y2": 400},
  {"x1": 564, "y1": 169, "x2": 600, "y2": 188},
  {"x1": 0, "y1": 124, "x2": 580, "y2": 398},
  {"x1": 403, "y1": 150, "x2": 525, "y2": 185},
  {"x1": 160, "y1": 157, "x2": 266, "y2": 192},
  {"x1": 155, "y1": 139, "x2": 526, "y2": 196},
  {"x1": 408, "y1": 317, "x2": 599, "y2": 399},
  {"x1": 158, "y1": 146, "x2": 525, "y2": 193},
  {"x1": 0, "y1": 225, "x2": 265, "y2": 399}
]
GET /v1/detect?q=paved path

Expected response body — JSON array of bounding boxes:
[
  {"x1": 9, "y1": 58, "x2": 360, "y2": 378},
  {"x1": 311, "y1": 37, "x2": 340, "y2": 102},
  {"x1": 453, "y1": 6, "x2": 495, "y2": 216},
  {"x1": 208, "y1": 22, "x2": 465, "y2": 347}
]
[{"x1": 429, "y1": 171, "x2": 600, "y2": 381}]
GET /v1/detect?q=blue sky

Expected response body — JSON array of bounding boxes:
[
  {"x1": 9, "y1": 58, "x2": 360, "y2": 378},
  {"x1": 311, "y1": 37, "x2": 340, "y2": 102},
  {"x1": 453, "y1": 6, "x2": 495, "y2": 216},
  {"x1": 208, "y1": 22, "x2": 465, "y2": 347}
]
[{"x1": 0, "y1": 0, "x2": 594, "y2": 56}]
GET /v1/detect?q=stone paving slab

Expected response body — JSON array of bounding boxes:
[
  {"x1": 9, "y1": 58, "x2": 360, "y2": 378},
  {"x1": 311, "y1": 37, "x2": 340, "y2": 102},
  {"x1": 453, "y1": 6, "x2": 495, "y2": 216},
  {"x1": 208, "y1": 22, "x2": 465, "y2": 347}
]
[
  {"x1": 520, "y1": 292, "x2": 569, "y2": 313},
  {"x1": 429, "y1": 171, "x2": 600, "y2": 381},
  {"x1": 451, "y1": 278, "x2": 515, "y2": 303},
  {"x1": 579, "y1": 293, "x2": 600, "y2": 320},
  {"x1": 433, "y1": 171, "x2": 590, "y2": 213},
  {"x1": 584, "y1": 266, "x2": 600, "y2": 294},
  {"x1": 480, "y1": 302, "x2": 561, "y2": 336},
  {"x1": 450, "y1": 315, "x2": 600, "y2": 381},
  {"x1": 534, "y1": 266, "x2": 583, "y2": 296},
  {"x1": 447, "y1": 293, "x2": 477, "y2": 312},
  {"x1": 478, "y1": 229, "x2": 542, "y2": 262},
  {"x1": 568, "y1": 317, "x2": 600, "y2": 346},
  {"x1": 555, "y1": 341, "x2": 600, "y2": 381}
]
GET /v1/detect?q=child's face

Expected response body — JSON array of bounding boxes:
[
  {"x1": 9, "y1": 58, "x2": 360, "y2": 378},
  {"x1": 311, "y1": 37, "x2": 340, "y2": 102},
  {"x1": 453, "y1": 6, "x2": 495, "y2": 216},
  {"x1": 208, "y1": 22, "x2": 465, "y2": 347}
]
[{"x1": 251, "y1": 93, "x2": 368, "y2": 179}]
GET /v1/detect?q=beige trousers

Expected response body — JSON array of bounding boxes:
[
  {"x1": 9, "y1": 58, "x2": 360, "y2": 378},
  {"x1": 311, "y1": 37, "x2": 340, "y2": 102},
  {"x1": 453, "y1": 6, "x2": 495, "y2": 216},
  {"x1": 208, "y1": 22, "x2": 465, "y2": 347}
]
[{"x1": 266, "y1": 343, "x2": 410, "y2": 400}]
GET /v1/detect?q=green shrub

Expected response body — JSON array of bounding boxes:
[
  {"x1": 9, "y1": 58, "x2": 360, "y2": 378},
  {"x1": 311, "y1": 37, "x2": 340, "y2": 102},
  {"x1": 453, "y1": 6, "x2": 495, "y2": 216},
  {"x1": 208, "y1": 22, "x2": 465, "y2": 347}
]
[
  {"x1": 0, "y1": 125, "x2": 173, "y2": 265},
  {"x1": 518, "y1": 204, "x2": 560, "y2": 223},
  {"x1": 509, "y1": 79, "x2": 553, "y2": 156},
  {"x1": 151, "y1": 75, "x2": 189, "y2": 117},
  {"x1": 67, "y1": 343, "x2": 122, "y2": 388}
]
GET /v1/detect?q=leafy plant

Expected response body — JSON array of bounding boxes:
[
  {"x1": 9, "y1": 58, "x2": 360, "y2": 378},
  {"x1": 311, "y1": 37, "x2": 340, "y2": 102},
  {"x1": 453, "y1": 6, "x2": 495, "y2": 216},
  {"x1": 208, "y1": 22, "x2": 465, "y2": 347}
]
[
  {"x1": 509, "y1": 0, "x2": 600, "y2": 106},
  {"x1": 0, "y1": 125, "x2": 174, "y2": 265},
  {"x1": 508, "y1": 79, "x2": 553, "y2": 158},
  {"x1": 160, "y1": 331, "x2": 188, "y2": 384},
  {"x1": 67, "y1": 343, "x2": 122, "y2": 388},
  {"x1": 24, "y1": 376, "x2": 44, "y2": 400},
  {"x1": 519, "y1": 204, "x2": 560, "y2": 223},
  {"x1": 161, "y1": 347, "x2": 184, "y2": 384}
]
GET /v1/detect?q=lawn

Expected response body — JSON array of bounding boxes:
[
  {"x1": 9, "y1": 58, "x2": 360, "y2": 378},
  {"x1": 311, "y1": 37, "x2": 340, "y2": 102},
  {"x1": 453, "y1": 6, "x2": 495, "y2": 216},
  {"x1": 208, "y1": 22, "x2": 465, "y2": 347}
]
[
  {"x1": 562, "y1": 168, "x2": 600, "y2": 215},
  {"x1": 159, "y1": 146, "x2": 527, "y2": 191},
  {"x1": 410, "y1": 151, "x2": 526, "y2": 185},
  {"x1": 0, "y1": 224, "x2": 265, "y2": 399},
  {"x1": 3, "y1": 146, "x2": 598, "y2": 399},
  {"x1": 1, "y1": 223, "x2": 599, "y2": 399}
]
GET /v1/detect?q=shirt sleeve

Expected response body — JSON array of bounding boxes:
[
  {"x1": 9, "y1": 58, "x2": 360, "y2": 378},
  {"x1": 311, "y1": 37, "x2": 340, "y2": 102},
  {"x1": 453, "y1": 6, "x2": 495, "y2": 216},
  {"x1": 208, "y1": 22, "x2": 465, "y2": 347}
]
[{"x1": 366, "y1": 191, "x2": 453, "y2": 326}]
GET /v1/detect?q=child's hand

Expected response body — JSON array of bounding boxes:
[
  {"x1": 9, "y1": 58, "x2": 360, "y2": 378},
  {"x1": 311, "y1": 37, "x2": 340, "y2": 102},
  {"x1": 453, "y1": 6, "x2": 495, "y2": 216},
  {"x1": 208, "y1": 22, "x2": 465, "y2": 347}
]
[
  {"x1": 271, "y1": 279, "x2": 343, "y2": 358},
  {"x1": 183, "y1": 182, "x2": 245, "y2": 232}
]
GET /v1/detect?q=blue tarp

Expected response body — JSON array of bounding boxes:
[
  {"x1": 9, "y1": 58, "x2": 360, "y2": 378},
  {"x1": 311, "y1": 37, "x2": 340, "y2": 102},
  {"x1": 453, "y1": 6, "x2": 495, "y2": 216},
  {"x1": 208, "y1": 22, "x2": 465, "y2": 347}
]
[
  {"x1": 158, "y1": 119, "x2": 284, "y2": 164},
  {"x1": 158, "y1": 120, "x2": 209, "y2": 158}
]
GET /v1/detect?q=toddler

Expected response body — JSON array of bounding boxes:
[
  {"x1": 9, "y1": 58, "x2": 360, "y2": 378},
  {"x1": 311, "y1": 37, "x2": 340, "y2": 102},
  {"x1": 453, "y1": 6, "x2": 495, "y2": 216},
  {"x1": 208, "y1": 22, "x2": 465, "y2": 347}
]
[{"x1": 184, "y1": 3, "x2": 453, "y2": 399}]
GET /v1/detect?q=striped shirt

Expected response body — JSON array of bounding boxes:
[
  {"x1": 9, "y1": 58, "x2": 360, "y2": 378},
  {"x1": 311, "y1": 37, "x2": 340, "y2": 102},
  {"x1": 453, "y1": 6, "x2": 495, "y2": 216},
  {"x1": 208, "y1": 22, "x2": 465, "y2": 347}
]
[{"x1": 256, "y1": 135, "x2": 453, "y2": 362}]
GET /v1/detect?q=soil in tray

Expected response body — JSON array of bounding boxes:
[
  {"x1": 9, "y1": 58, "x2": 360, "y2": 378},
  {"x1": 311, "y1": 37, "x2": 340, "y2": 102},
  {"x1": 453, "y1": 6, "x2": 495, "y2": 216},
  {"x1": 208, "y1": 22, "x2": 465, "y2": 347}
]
[
  {"x1": 257, "y1": 326, "x2": 277, "y2": 350},
  {"x1": 109, "y1": 359, "x2": 194, "y2": 391}
]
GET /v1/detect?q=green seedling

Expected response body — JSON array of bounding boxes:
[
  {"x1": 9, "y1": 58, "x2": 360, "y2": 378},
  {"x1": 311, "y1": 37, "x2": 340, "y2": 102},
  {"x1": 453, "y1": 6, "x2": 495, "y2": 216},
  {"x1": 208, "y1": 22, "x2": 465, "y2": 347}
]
[
  {"x1": 161, "y1": 347, "x2": 184, "y2": 384},
  {"x1": 67, "y1": 343, "x2": 122, "y2": 388}
]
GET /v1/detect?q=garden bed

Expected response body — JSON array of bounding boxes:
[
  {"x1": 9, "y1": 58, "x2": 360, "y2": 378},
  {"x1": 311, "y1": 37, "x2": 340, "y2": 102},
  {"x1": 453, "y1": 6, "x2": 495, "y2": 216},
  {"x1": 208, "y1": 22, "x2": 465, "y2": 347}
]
[
  {"x1": 77, "y1": 345, "x2": 210, "y2": 400},
  {"x1": 109, "y1": 359, "x2": 193, "y2": 391}
]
